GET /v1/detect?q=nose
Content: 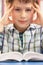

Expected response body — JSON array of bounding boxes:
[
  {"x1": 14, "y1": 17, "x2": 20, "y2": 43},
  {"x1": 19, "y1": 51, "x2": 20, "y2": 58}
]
[{"x1": 20, "y1": 11, "x2": 26, "y2": 19}]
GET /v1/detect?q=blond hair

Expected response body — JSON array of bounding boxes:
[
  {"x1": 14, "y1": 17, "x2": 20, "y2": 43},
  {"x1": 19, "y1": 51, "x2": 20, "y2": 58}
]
[{"x1": 5, "y1": 0, "x2": 39, "y2": 5}]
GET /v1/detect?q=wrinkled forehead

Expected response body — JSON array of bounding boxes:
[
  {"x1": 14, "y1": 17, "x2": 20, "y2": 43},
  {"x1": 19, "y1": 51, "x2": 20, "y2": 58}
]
[
  {"x1": 13, "y1": 0, "x2": 39, "y2": 4},
  {"x1": 16, "y1": 0, "x2": 34, "y2": 3},
  {"x1": 13, "y1": 0, "x2": 33, "y2": 8},
  {"x1": 13, "y1": 0, "x2": 34, "y2": 4},
  {"x1": 13, "y1": 0, "x2": 34, "y2": 6},
  {"x1": 6, "y1": 0, "x2": 39, "y2": 6},
  {"x1": 12, "y1": 0, "x2": 39, "y2": 6}
]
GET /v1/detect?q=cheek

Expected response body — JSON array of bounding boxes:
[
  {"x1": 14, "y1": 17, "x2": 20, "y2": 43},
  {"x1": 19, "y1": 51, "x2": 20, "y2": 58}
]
[
  {"x1": 12, "y1": 11, "x2": 19, "y2": 17},
  {"x1": 12, "y1": 13, "x2": 19, "y2": 21},
  {"x1": 11, "y1": 13, "x2": 19, "y2": 24},
  {"x1": 28, "y1": 13, "x2": 33, "y2": 20},
  {"x1": 29, "y1": 12, "x2": 34, "y2": 19}
]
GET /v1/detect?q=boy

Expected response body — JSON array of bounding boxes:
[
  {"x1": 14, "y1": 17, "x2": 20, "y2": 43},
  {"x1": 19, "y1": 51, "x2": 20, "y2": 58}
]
[{"x1": 0, "y1": 0, "x2": 43, "y2": 54}]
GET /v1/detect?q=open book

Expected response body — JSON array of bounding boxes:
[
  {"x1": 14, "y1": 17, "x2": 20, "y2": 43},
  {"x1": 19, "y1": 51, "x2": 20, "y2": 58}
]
[{"x1": 0, "y1": 51, "x2": 43, "y2": 61}]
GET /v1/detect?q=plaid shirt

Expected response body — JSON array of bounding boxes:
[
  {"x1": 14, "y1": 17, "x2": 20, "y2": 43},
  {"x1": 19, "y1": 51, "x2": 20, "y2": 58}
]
[{"x1": 0, "y1": 24, "x2": 43, "y2": 54}]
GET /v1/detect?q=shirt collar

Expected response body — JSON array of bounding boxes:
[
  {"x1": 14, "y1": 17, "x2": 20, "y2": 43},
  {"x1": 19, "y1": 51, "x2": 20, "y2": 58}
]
[
  {"x1": 5, "y1": 24, "x2": 19, "y2": 33},
  {"x1": 26, "y1": 24, "x2": 41, "y2": 36},
  {"x1": 5, "y1": 24, "x2": 41, "y2": 33},
  {"x1": 27, "y1": 24, "x2": 41, "y2": 30}
]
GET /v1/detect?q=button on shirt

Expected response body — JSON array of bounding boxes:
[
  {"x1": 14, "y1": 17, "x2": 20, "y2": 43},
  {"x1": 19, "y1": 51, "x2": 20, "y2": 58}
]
[{"x1": 0, "y1": 24, "x2": 43, "y2": 54}]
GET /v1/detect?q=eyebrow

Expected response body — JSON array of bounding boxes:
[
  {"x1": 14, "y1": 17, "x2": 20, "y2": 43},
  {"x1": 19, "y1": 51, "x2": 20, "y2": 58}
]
[{"x1": 14, "y1": 6, "x2": 32, "y2": 9}]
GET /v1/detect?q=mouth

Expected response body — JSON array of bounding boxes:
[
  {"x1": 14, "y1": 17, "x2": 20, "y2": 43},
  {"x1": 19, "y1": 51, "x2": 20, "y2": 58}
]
[{"x1": 19, "y1": 20, "x2": 27, "y2": 24}]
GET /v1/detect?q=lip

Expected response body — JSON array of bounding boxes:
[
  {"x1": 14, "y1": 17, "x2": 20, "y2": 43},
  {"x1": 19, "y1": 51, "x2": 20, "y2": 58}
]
[{"x1": 19, "y1": 20, "x2": 27, "y2": 24}]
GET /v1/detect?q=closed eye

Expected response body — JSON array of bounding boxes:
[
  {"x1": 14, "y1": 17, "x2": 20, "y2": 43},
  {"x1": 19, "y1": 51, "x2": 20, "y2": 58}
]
[
  {"x1": 15, "y1": 8, "x2": 21, "y2": 11},
  {"x1": 26, "y1": 9, "x2": 32, "y2": 11}
]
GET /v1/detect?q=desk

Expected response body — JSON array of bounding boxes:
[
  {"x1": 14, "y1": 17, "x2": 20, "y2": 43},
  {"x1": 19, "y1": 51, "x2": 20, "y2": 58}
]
[{"x1": 0, "y1": 61, "x2": 43, "y2": 65}]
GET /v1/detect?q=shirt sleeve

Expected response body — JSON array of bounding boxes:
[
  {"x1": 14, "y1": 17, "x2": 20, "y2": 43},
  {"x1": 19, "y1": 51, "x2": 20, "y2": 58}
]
[
  {"x1": 0, "y1": 32, "x2": 4, "y2": 53},
  {"x1": 40, "y1": 27, "x2": 43, "y2": 53}
]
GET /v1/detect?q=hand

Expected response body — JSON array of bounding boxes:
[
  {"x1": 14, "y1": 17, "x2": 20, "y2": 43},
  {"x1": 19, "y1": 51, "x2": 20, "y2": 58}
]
[
  {"x1": 32, "y1": 3, "x2": 43, "y2": 26},
  {"x1": 0, "y1": 4, "x2": 14, "y2": 32},
  {"x1": 1, "y1": 4, "x2": 14, "y2": 26}
]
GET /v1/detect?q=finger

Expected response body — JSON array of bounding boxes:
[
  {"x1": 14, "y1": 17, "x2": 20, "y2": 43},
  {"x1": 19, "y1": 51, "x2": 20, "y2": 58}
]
[
  {"x1": 32, "y1": 5, "x2": 42, "y2": 21},
  {"x1": 5, "y1": 4, "x2": 11, "y2": 11},
  {"x1": 7, "y1": 5, "x2": 14, "y2": 14},
  {"x1": 7, "y1": 4, "x2": 11, "y2": 9},
  {"x1": 4, "y1": 5, "x2": 14, "y2": 17},
  {"x1": 32, "y1": 5, "x2": 40, "y2": 14},
  {"x1": 33, "y1": 3, "x2": 40, "y2": 9},
  {"x1": 5, "y1": 4, "x2": 14, "y2": 13},
  {"x1": 9, "y1": 5, "x2": 14, "y2": 12}
]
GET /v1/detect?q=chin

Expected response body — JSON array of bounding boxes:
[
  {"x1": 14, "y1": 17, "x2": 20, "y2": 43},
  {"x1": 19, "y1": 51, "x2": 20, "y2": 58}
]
[
  {"x1": 19, "y1": 26, "x2": 28, "y2": 29},
  {"x1": 20, "y1": 24, "x2": 29, "y2": 28}
]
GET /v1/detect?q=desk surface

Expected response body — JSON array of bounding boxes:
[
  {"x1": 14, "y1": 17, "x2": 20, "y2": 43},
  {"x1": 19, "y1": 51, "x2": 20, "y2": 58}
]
[{"x1": 0, "y1": 62, "x2": 43, "y2": 65}]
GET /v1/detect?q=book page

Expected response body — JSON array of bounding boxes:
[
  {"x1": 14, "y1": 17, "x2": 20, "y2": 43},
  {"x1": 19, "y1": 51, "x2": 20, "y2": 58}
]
[
  {"x1": 0, "y1": 52, "x2": 23, "y2": 61},
  {"x1": 23, "y1": 51, "x2": 43, "y2": 61},
  {"x1": 0, "y1": 51, "x2": 43, "y2": 61}
]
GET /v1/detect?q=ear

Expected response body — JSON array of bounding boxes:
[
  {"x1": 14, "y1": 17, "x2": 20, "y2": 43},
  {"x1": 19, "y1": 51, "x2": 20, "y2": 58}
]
[
  {"x1": 9, "y1": 11, "x2": 13, "y2": 21},
  {"x1": 9, "y1": 16, "x2": 13, "y2": 21},
  {"x1": 33, "y1": 12, "x2": 37, "y2": 21}
]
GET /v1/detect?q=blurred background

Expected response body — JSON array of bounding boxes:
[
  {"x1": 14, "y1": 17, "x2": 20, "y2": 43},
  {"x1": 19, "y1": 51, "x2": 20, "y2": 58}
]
[{"x1": 0, "y1": 0, "x2": 4, "y2": 18}]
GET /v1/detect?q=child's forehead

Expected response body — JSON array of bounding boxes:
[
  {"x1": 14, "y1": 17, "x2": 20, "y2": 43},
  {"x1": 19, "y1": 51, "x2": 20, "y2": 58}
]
[
  {"x1": 13, "y1": 0, "x2": 34, "y2": 4},
  {"x1": 13, "y1": 0, "x2": 33, "y2": 6},
  {"x1": 14, "y1": 0, "x2": 33, "y2": 2},
  {"x1": 13, "y1": 0, "x2": 33, "y2": 8}
]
